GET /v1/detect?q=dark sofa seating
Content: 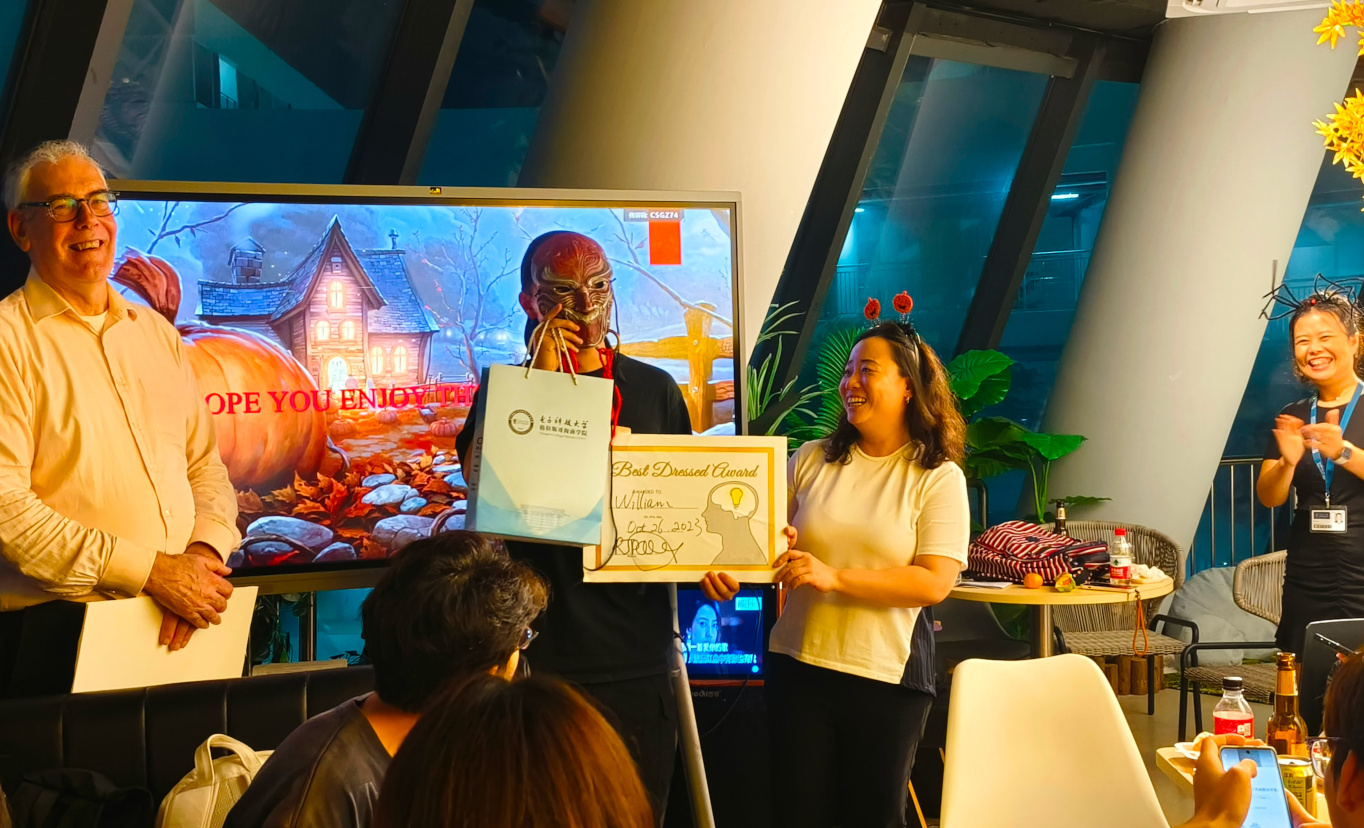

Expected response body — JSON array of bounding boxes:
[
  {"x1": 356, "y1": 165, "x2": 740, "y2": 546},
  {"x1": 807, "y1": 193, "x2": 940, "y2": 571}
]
[{"x1": 0, "y1": 666, "x2": 375, "y2": 803}]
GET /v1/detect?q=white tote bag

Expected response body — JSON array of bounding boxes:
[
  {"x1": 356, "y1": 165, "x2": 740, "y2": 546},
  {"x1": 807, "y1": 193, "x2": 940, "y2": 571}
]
[
  {"x1": 465, "y1": 354, "x2": 614, "y2": 546},
  {"x1": 155, "y1": 734, "x2": 272, "y2": 828}
]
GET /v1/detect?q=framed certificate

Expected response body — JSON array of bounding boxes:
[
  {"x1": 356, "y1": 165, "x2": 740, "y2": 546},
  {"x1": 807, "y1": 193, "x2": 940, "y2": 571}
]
[{"x1": 582, "y1": 435, "x2": 789, "y2": 583}]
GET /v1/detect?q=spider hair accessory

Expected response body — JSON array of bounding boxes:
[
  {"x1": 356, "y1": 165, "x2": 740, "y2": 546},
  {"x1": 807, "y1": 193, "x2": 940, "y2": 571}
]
[{"x1": 1259, "y1": 273, "x2": 1362, "y2": 321}]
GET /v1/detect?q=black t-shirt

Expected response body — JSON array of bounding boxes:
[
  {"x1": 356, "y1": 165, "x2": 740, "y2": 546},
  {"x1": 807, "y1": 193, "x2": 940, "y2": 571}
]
[
  {"x1": 457, "y1": 354, "x2": 694, "y2": 683},
  {"x1": 223, "y1": 697, "x2": 389, "y2": 828},
  {"x1": 1262, "y1": 397, "x2": 1364, "y2": 516}
]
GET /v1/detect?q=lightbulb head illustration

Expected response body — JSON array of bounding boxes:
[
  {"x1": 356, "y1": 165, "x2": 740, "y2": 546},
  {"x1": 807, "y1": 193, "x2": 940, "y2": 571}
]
[{"x1": 703, "y1": 481, "x2": 766, "y2": 567}]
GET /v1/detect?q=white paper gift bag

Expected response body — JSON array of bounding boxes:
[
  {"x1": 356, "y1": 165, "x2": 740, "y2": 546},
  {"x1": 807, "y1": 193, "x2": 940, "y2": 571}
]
[{"x1": 465, "y1": 362, "x2": 614, "y2": 545}]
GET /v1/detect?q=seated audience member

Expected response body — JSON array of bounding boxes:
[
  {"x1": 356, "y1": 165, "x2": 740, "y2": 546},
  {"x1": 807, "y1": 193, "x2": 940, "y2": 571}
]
[
  {"x1": 223, "y1": 532, "x2": 547, "y2": 828},
  {"x1": 1182, "y1": 649, "x2": 1364, "y2": 828},
  {"x1": 374, "y1": 673, "x2": 654, "y2": 828}
]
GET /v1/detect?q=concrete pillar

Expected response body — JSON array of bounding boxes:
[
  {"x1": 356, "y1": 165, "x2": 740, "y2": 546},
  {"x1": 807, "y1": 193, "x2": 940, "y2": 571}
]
[
  {"x1": 1042, "y1": 10, "x2": 1355, "y2": 548},
  {"x1": 518, "y1": 0, "x2": 882, "y2": 358}
]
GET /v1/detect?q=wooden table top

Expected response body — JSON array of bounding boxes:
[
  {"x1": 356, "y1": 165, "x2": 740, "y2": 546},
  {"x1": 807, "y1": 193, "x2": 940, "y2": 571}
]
[
  {"x1": 949, "y1": 576, "x2": 1175, "y2": 606},
  {"x1": 1156, "y1": 746, "x2": 1330, "y2": 823}
]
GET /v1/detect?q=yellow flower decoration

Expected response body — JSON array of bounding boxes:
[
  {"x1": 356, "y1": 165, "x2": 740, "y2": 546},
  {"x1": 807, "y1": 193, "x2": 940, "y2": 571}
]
[
  {"x1": 1316, "y1": 91, "x2": 1364, "y2": 206},
  {"x1": 1317, "y1": 0, "x2": 1364, "y2": 53},
  {"x1": 1316, "y1": 4, "x2": 1364, "y2": 207}
]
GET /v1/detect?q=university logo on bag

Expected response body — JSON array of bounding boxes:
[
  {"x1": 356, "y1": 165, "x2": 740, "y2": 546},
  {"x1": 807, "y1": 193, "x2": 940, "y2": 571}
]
[{"x1": 508, "y1": 409, "x2": 535, "y2": 435}]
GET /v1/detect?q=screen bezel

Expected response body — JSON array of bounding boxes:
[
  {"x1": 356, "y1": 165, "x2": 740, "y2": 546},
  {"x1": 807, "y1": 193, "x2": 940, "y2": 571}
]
[{"x1": 108, "y1": 180, "x2": 747, "y2": 594}]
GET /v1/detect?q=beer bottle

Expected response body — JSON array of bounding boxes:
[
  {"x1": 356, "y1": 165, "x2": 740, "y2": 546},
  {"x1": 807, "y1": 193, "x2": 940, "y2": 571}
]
[
  {"x1": 1054, "y1": 503, "x2": 1068, "y2": 536},
  {"x1": 1267, "y1": 653, "x2": 1309, "y2": 758}
]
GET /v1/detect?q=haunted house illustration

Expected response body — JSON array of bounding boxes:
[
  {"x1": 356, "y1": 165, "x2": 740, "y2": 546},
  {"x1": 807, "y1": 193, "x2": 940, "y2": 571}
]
[{"x1": 197, "y1": 219, "x2": 439, "y2": 391}]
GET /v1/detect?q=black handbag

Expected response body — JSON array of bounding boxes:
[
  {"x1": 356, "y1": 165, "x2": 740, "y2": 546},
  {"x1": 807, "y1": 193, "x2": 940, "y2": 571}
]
[{"x1": 8, "y1": 769, "x2": 153, "y2": 828}]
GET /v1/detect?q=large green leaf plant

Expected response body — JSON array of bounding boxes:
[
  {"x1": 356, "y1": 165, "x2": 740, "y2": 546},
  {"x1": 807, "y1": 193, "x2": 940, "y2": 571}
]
[{"x1": 946, "y1": 349, "x2": 1108, "y2": 521}]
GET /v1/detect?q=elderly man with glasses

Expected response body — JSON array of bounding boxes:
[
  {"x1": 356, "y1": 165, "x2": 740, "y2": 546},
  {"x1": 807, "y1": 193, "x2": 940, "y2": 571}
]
[{"x1": 0, "y1": 140, "x2": 239, "y2": 697}]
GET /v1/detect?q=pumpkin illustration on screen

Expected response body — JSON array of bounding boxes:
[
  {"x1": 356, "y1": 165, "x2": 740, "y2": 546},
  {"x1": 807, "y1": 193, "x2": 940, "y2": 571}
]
[
  {"x1": 430, "y1": 418, "x2": 460, "y2": 438},
  {"x1": 113, "y1": 250, "x2": 328, "y2": 489}
]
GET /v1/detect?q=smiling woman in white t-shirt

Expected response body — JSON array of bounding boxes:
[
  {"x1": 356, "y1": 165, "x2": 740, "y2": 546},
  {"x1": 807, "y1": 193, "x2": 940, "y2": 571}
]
[{"x1": 768, "y1": 320, "x2": 968, "y2": 828}]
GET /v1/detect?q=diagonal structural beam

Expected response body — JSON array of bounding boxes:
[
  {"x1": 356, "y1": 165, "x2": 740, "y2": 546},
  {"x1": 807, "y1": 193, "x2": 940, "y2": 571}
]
[
  {"x1": 0, "y1": 0, "x2": 115, "y2": 298},
  {"x1": 344, "y1": 0, "x2": 476, "y2": 186},
  {"x1": 954, "y1": 37, "x2": 1106, "y2": 356}
]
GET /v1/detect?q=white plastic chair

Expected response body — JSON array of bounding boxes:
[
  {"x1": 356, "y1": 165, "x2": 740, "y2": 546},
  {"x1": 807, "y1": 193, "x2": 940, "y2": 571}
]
[{"x1": 940, "y1": 655, "x2": 1168, "y2": 828}]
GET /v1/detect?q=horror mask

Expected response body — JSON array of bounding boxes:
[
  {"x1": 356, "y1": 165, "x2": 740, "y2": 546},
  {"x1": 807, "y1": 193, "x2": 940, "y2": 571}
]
[{"x1": 527, "y1": 231, "x2": 615, "y2": 348}]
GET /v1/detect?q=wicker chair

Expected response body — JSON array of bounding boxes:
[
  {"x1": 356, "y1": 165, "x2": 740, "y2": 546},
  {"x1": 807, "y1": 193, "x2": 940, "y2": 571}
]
[
  {"x1": 1051, "y1": 521, "x2": 1191, "y2": 716},
  {"x1": 1177, "y1": 551, "x2": 1285, "y2": 740}
]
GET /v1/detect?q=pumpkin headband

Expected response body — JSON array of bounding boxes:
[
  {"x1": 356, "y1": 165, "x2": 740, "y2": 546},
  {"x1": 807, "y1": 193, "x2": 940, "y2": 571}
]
[
  {"x1": 1260, "y1": 273, "x2": 1361, "y2": 322},
  {"x1": 863, "y1": 291, "x2": 921, "y2": 340}
]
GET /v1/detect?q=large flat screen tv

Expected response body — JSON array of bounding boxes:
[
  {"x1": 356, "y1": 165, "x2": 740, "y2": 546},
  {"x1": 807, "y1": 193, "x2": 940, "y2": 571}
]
[{"x1": 108, "y1": 182, "x2": 744, "y2": 591}]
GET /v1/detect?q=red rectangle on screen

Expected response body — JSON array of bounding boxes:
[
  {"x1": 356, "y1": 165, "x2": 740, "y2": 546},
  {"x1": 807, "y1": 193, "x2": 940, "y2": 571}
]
[{"x1": 648, "y1": 220, "x2": 682, "y2": 265}]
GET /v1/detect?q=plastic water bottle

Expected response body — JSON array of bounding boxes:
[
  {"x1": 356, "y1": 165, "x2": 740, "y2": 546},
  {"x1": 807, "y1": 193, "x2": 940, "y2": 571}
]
[
  {"x1": 1213, "y1": 676, "x2": 1255, "y2": 739},
  {"x1": 1109, "y1": 528, "x2": 1133, "y2": 586}
]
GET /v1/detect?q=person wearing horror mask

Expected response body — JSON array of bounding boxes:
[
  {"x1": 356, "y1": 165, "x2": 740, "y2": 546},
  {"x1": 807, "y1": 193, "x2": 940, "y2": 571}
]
[
  {"x1": 520, "y1": 230, "x2": 616, "y2": 362},
  {"x1": 456, "y1": 230, "x2": 726, "y2": 820}
]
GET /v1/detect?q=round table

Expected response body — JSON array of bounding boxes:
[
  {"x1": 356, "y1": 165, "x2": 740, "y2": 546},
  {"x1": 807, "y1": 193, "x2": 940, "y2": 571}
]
[{"x1": 949, "y1": 577, "x2": 1176, "y2": 658}]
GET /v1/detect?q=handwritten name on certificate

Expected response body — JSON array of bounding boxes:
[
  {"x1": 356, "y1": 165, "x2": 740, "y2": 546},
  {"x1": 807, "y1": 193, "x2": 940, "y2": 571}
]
[{"x1": 582, "y1": 435, "x2": 789, "y2": 583}]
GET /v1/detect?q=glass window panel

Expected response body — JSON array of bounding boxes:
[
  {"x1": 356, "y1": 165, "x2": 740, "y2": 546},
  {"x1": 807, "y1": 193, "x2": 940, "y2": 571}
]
[
  {"x1": 417, "y1": 0, "x2": 570, "y2": 186},
  {"x1": 93, "y1": 0, "x2": 404, "y2": 182},
  {"x1": 0, "y1": 0, "x2": 30, "y2": 102},
  {"x1": 993, "y1": 80, "x2": 1142, "y2": 432},
  {"x1": 822, "y1": 58, "x2": 1050, "y2": 354},
  {"x1": 976, "y1": 80, "x2": 1141, "y2": 526}
]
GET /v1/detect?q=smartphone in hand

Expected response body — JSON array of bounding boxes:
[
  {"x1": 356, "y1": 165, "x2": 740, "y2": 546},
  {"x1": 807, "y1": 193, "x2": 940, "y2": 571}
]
[{"x1": 1219, "y1": 745, "x2": 1293, "y2": 828}]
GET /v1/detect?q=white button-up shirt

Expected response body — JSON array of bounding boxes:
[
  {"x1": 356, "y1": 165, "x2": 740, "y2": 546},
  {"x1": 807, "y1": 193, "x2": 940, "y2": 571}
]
[{"x1": 0, "y1": 275, "x2": 240, "y2": 610}]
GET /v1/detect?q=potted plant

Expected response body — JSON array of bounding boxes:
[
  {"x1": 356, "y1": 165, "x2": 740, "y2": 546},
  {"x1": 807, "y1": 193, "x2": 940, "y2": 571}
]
[{"x1": 946, "y1": 349, "x2": 1108, "y2": 522}]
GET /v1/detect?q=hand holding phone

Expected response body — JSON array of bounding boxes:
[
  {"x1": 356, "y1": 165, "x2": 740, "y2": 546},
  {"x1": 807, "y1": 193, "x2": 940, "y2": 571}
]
[{"x1": 1218, "y1": 746, "x2": 1293, "y2": 828}]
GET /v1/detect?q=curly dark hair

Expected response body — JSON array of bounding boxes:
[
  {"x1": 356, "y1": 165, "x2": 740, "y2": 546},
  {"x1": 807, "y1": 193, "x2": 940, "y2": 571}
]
[
  {"x1": 1288, "y1": 291, "x2": 1364, "y2": 382},
  {"x1": 361, "y1": 531, "x2": 548, "y2": 712},
  {"x1": 823, "y1": 322, "x2": 966, "y2": 469},
  {"x1": 375, "y1": 674, "x2": 654, "y2": 828}
]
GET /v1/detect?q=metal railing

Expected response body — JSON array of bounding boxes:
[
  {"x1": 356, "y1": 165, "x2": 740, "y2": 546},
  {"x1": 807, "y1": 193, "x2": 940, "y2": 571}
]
[
  {"x1": 1012, "y1": 250, "x2": 1088, "y2": 312},
  {"x1": 1187, "y1": 456, "x2": 1286, "y2": 576}
]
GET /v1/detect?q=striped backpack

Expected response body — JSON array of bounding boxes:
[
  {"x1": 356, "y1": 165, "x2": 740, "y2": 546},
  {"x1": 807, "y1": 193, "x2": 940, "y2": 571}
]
[{"x1": 967, "y1": 521, "x2": 1110, "y2": 584}]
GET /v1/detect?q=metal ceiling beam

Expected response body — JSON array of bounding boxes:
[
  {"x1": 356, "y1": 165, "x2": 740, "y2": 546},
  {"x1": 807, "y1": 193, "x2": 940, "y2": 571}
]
[
  {"x1": 343, "y1": 0, "x2": 476, "y2": 186},
  {"x1": 747, "y1": 1, "x2": 925, "y2": 436},
  {"x1": 0, "y1": 0, "x2": 114, "y2": 298},
  {"x1": 954, "y1": 36, "x2": 1106, "y2": 356}
]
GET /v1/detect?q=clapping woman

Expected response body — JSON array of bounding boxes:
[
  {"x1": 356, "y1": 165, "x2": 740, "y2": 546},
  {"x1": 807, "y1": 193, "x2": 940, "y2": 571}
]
[
  {"x1": 764, "y1": 319, "x2": 968, "y2": 827},
  {"x1": 1257, "y1": 289, "x2": 1364, "y2": 656}
]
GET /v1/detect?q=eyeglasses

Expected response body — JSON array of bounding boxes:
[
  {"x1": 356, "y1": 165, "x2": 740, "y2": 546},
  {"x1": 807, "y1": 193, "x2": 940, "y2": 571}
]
[
  {"x1": 1309, "y1": 736, "x2": 1348, "y2": 779},
  {"x1": 518, "y1": 628, "x2": 539, "y2": 651},
  {"x1": 17, "y1": 191, "x2": 118, "y2": 222}
]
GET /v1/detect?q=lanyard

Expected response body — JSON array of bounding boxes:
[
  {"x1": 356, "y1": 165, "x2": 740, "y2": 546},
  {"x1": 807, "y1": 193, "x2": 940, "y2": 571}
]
[
  {"x1": 563, "y1": 346, "x2": 623, "y2": 437},
  {"x1": 1311, "y1": 380, "x2": 1364, "y2": 507}
]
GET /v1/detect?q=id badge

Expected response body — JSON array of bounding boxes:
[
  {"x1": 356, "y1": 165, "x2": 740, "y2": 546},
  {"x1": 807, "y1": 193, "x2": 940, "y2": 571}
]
[{"x1": 1311, "y1": 506, "x2": 1348, "y2": 533}]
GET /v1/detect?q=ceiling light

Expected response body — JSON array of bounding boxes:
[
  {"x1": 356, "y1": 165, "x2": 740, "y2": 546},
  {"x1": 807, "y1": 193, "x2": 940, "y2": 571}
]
[{"x1": 1051, "y1": 193, "x2": 1080, "y2": 200}]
